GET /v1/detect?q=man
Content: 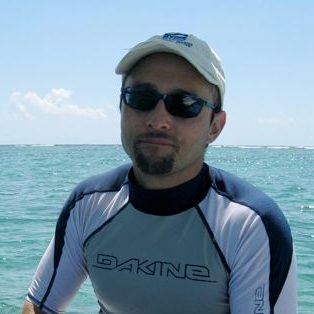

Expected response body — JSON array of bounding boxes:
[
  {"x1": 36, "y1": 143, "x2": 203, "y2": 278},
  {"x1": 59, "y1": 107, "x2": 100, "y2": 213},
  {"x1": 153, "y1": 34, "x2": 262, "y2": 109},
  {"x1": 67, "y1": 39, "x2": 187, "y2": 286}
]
[{"x1": 22, "y1": 32, "x2": 297, "y2": 314}]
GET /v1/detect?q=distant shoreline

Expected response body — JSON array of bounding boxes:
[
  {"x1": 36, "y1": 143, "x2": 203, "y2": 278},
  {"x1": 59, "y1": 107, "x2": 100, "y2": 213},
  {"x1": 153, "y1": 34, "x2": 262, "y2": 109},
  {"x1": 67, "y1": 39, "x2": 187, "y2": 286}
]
[{"x1": 1, "y1": 144, "x2": 313, "y2": 149}]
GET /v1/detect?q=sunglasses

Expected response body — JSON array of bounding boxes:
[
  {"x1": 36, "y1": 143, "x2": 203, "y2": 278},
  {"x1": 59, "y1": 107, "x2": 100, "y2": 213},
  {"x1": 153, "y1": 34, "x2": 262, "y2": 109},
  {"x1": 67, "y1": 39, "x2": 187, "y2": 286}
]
[{"x1": 120, "y1": 87, "x2": 219, "y2": 118}]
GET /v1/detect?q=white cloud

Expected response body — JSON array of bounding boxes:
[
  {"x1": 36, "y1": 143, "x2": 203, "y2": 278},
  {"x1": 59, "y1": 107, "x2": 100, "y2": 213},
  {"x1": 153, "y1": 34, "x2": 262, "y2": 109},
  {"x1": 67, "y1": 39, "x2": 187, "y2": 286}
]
[
  {"x1": 16, "y1": 104, "x2": 35, "y2": 120},
  {"x1": 10, "y1": 88, "x2": 107, "y2": 120}
]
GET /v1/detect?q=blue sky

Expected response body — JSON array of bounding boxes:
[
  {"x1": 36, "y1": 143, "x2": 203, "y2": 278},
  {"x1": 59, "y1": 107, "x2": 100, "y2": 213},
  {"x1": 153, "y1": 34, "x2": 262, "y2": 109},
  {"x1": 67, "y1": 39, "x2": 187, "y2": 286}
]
[{"x1": 1, "y1": 0, "x2": 313, "y2": 146}]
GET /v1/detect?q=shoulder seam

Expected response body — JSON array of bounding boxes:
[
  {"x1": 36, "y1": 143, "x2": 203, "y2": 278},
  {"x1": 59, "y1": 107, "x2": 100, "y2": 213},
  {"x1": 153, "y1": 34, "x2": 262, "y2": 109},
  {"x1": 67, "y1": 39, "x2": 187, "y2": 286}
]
[
  {"x1": 83, "y1": 200, "x2": 130, "y2": 247},
  {"x1": 196, "y1": 205, "x2": 231, "y2": 274}
]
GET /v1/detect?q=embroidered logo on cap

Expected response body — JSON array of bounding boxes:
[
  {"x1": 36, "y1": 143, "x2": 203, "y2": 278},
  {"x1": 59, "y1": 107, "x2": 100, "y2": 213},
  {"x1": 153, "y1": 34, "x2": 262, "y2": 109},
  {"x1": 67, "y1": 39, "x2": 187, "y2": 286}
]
[{"x1": 162, "y1": 33, "x2": 192, "y2": 47}]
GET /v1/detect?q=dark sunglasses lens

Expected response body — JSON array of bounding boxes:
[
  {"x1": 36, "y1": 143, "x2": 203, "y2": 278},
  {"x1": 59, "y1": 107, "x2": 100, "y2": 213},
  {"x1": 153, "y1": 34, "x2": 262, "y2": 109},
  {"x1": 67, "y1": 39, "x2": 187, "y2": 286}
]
[
  {"x1": 166, "y1": 94, "x2": 202, "y2": 118},
  {"x1": 123, "y1": 89, "x2": 204, "y2": 118},
  {"x1": 124, "y1": 90, "x2": 157, "y2": 111}
]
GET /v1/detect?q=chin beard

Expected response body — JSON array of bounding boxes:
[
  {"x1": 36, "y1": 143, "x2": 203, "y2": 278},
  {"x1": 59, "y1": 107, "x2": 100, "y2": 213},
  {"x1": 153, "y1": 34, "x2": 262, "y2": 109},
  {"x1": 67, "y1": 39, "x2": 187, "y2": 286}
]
[{"x1": 134, "y1": 147, "x2": 175, "y2": 175}]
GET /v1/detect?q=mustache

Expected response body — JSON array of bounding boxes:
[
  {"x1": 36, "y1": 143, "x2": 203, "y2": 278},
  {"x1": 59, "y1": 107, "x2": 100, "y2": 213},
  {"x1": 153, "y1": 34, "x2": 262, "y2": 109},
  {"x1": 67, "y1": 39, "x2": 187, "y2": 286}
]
[{"x1": 134, "y1": 132, "x2": 179, "y2": 149}]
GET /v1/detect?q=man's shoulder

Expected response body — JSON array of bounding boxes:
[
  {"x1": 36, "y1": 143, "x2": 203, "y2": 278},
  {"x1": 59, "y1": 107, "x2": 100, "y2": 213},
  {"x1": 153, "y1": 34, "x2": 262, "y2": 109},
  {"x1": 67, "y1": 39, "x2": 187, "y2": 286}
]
[
  {"x1": 209, "y1": 166, "x2": 293, "y2": 252},
  {"x1": 71, "y1": 163, "x2": 131, "y2": 199},
  {"x1": 210, "y1": 166, "x2": 280, "y2": 215}
]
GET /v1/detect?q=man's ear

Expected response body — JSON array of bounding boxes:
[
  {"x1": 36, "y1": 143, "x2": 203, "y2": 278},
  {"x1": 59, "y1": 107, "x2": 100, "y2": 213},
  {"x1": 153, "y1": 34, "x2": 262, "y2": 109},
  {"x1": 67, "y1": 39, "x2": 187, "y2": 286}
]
[{"x1": 207, "y1": 111, "x2": 226, "y2": 144}]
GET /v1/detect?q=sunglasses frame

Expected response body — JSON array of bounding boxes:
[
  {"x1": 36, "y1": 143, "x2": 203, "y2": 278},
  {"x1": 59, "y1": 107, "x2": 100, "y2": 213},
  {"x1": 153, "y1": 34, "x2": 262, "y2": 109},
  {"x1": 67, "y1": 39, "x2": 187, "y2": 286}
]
[{"x1": 120, "y1": 87, "x2": 219, "y2": 118}]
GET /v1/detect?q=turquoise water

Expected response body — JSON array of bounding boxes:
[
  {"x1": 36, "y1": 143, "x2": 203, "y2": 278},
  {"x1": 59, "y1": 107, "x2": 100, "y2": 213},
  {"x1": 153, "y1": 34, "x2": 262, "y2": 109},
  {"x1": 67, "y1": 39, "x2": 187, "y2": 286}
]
[{"x1": 0, "y1": 145, "x2": 313, "y2": 313}]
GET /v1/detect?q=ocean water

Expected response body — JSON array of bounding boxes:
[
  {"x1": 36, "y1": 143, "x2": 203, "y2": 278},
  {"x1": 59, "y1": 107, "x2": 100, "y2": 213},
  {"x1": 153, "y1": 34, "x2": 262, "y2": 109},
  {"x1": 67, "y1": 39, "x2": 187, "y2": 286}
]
[{"x1": 0, "y1": 145, "x2": 313, "y2": 313}]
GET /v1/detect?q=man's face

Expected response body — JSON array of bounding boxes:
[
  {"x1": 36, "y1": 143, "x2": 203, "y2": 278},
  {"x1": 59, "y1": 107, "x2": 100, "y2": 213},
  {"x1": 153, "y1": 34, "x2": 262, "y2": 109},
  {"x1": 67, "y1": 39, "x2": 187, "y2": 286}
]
[{"x1": 120, "y1": 53, "x2": 225, "y2": 187}]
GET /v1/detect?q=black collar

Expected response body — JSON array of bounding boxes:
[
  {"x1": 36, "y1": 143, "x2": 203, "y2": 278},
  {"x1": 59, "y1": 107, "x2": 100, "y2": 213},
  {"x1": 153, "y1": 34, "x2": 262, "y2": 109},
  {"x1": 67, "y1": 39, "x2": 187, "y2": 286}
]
[{"x1": 128, "y1": 163, "x2": 211, "y2": 215}]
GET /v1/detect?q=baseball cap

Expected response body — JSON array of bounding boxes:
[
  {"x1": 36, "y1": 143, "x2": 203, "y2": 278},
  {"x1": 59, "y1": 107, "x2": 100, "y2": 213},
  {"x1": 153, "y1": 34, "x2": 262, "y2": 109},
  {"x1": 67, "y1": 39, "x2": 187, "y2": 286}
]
[{"x1": 115, "y1": 32, "x2": 225, "y2": 108}]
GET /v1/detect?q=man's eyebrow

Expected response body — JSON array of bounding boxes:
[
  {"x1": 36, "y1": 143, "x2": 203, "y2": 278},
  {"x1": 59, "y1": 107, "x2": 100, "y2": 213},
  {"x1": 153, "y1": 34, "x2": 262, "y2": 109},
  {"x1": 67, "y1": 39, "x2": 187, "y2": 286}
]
[
  {"x1": 128, "y1": 82, "x2": 156, "y2": 89},
  {"x1": 172, "y1": 88, "x2": 196, "y2": 95},
  {"x1": 127, "y1": 83, "x2": 194, "y2": 95}
]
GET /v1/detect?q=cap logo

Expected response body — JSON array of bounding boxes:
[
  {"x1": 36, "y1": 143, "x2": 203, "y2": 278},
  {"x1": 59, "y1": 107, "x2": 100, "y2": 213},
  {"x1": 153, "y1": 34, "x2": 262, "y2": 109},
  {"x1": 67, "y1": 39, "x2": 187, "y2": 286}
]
[{"x1": 162, "y1": 33, "x2": 192, "y2": 48}]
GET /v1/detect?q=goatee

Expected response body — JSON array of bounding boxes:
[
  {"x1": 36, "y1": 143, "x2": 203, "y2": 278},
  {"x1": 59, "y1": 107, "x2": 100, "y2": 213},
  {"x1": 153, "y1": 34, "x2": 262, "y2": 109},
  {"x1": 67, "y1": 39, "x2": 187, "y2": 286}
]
[
  {"x1": 134, "y1": 147, "x2": 175, "y2": 175},
  {"x1": 133, "y1": 132, "x2": 179, "y2": 175}
]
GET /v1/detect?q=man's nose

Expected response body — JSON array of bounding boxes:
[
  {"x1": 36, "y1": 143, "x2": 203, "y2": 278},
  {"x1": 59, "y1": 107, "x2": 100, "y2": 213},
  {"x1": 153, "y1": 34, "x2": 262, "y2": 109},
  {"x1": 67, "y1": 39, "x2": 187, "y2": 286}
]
[{"x1": 145, "y1": 100, "x2": 173, "y2": 131}]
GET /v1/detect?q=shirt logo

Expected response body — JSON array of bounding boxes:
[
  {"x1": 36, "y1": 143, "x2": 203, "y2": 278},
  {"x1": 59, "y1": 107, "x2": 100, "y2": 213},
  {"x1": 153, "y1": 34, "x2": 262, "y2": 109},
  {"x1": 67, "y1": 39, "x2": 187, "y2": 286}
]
[
  {"x1": 162, "y1": 32, "x2": 193, "y2": 47},
  {"x1": 94, "y1": 254, "x2": 216, "y2": 283},
  {"x1": 254, "y1": 285, "x2": 265, "y2": 314}
]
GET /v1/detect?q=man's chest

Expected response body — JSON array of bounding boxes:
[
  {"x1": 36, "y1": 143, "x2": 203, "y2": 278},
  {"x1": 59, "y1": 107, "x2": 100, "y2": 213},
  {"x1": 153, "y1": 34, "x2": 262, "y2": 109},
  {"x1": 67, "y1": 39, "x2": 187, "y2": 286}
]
[{"x1": 84, "y1": 204, "x2": 230, "y2": 314}]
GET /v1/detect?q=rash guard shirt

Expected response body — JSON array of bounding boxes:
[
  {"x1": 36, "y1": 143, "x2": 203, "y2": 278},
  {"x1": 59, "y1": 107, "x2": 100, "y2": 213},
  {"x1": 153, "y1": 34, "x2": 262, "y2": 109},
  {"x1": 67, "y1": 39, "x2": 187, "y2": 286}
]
[{"x1": 26, "y1": 163, "x2": 297, "y2": 314}]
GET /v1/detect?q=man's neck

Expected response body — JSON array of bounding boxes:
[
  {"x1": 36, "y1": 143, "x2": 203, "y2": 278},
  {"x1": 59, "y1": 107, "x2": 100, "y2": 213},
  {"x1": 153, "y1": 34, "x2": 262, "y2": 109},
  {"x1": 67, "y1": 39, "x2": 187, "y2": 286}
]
[{"x1": 132, "y1": 162, "x2": 205, "y2": 190}]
